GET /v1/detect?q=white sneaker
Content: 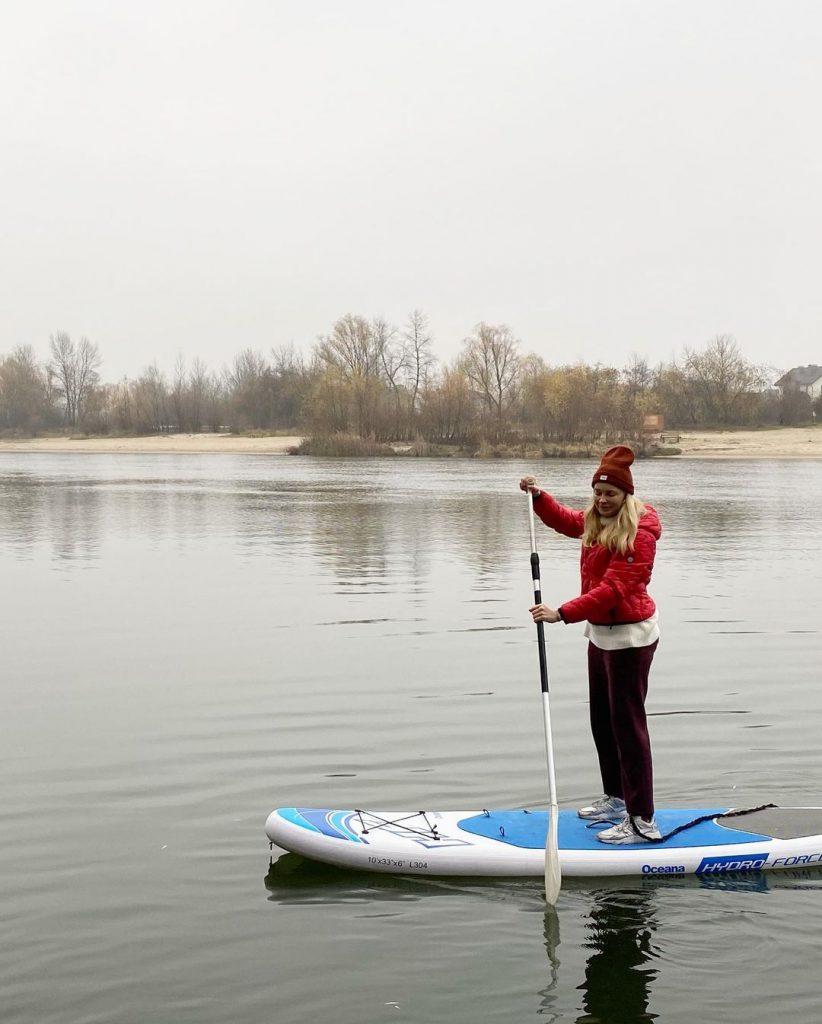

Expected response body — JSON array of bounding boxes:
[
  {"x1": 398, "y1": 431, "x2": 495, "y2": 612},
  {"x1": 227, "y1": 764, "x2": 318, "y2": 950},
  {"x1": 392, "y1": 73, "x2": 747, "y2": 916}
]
[
  {"x1": 577, "y1": 794, "x2": 627, "y2": 822},
  {"x1": 596, "y1": 815, "x2": 661, "y2": 844}
]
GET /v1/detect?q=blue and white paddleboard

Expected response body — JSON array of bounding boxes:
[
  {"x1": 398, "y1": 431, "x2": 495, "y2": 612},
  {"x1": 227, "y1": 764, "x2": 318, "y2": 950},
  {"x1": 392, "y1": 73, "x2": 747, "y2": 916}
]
[{"x1": 265, "y1": 806, "x2": 822, "y2": 878}]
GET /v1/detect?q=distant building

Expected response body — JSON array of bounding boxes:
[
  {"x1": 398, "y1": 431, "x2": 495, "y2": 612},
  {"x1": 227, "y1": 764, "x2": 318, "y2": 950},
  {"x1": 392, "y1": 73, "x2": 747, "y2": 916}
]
[{"x1": 774, "y1": 365, "x2": 822, "y2": 401}]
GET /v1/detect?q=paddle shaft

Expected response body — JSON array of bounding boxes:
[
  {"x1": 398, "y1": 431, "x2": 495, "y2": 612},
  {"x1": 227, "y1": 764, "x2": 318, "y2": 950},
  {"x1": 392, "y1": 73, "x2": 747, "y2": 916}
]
[
  {"x1": 530, "y1": 561, "x2": 550, "y2": 694},
  {"x1": 527, "y1": 494, "x2": 553, "y2": 698},
  {"x1": 527, "y1": 491, "x2": 561, "y2": 903},
  {"x1": 528, "y1": 536, "x2": 559, "y2": 798}
]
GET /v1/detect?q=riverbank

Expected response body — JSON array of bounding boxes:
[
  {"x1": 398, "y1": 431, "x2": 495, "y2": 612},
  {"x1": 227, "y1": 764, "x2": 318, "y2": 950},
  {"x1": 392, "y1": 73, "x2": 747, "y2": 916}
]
[
  {"x1": 0, "y1": 434, "x2": 305, "y2": 454},
  {"x1": 0, "y1": 427, "x2": 820, "y2": 457},
  {"x1": 674, "y1": 426, "x2": 821, "y2": 458}
]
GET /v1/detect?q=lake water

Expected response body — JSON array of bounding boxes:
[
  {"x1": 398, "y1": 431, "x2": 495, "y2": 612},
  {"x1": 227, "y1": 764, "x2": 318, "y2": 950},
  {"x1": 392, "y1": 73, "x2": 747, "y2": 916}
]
[{"x1": 2, "y1": 453, "x2": 821, "y2": 1024}]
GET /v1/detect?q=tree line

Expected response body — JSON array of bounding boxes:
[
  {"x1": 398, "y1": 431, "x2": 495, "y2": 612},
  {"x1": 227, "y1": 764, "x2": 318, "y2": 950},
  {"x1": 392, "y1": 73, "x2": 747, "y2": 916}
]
[{"x1": 0, "y1": 316, "x2": 816, "y2": 444}]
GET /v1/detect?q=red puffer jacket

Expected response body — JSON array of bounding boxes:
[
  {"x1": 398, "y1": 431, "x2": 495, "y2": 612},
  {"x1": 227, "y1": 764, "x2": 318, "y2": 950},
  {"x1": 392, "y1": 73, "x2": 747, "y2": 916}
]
[{"x1": 532, "y1": 492, "x2": 661, "y2": 626}]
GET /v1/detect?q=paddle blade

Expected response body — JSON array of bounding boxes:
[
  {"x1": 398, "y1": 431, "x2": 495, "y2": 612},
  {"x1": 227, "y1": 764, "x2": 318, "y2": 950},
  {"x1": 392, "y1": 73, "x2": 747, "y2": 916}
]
[{"x1": 544, "y1": 804, "x2": 561, "y2": 904}]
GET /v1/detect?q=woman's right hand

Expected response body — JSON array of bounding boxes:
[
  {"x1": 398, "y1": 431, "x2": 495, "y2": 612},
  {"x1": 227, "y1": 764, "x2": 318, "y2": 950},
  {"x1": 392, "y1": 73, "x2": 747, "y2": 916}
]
[
  {"x1": 519, "y1": 475, "x2": 539, "y2": 493},
  {"x1": 530, "y1": 604, "x2": 562, "y2": 624}
]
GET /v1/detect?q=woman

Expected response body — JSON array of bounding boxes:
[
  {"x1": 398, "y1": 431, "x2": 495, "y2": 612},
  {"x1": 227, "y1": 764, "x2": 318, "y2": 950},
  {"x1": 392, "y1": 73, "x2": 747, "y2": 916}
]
[{"x1": 519, "y1": 445, "x2": 662, "y2": 845}]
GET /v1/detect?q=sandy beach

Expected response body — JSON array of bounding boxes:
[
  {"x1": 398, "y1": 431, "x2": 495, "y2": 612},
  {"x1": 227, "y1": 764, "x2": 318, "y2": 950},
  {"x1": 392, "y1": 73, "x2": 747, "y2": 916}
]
[
  {"x1": 671, "y1": 426, "x2": 822, "y2": 458},
  {"x1": 0, "y1": 434, "x2": 305, "y2": 455},
  {"x1": 0, "y1": 428, "x2": 820, "y2": 458}
]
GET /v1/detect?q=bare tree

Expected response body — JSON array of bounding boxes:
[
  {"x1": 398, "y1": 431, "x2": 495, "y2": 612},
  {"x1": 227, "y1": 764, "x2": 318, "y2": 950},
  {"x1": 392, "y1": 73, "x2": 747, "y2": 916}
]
[
  {"x1": 683, "y1": 335, "x2": 766, "y2": 424},
  {"x1": 653, "y1": 361, "x2": 700, "y2": 426},
  {"x1": 317, "y1": 315, "x2": 382, "y2": 382},
  {"x1": 48, "y1": 332, "x2": 102, "y2": 426},
  {"x1": 0, "y1": 345, "x2": 53, "y2": 432},
  {"x1": 270, "y1": 344, "x2": 311, "y2": 429},
  {"x1": 109, "y1": 379, "x2": 135, "y2": 432},
  {"x1": 460, "y1": 322, "x2": 521, "y2": 439},
  {"x1": 518, "y1": 353, "x2": 548, "y2": 440},
  {"x1": 132, "y1": 363, "x2": 169, "y2": 432},
  {"x1": 419, "y1": 363, "x2": 476, "y2": 443},
  {"x1": 316, "y1": 315, "x2": 385, "y2": 436},
  {"x1": 402, "y1": 309, "x2": 435, "y2": 433},
  {"x1": 171, "y1": 354, "x2": 187, "y2": 430},
  {"x1": 186, "y1": 357, "x2": 211, "y2": 432},
  {"x1": 373, "y1": 317, "x2": 406, "y2": 438},
  {"x1": 168, "y1": 354, "x2": 221, "y2": 432},
  {"x1": 225, "y1": 349, "x2": 271, "y2": 429},
  {"x1": 226, "y1": 349, "x2": 268, "y2": 391},
  {"x1": 622, "y1": 354, "x2": 654, "y2": 398}
]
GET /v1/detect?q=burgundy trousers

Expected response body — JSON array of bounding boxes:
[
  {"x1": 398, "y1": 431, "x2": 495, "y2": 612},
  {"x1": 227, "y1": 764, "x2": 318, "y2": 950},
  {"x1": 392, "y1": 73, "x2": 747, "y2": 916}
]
[{"x1": 587, "y1": 640, "x2": 658, "y2": 820}]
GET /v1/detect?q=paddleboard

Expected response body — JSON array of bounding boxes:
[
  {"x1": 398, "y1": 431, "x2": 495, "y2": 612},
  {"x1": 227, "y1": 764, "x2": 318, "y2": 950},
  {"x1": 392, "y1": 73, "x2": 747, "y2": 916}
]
[{"x1": 265, "y1": 805, "x2": 822, "y2": 878}]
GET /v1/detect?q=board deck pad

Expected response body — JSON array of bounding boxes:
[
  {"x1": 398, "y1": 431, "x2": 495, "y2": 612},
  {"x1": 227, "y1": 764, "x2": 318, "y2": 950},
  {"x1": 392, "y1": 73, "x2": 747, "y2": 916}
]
[
  {"x1": 265, "y1": 805, "x2": 822, "y2": 878},
  {"x1": 458, "y1": 808, "x2": 769, "y2": 850},
  {"x1": 716, "y1": 807, "x2": 822, "y2": 840}
]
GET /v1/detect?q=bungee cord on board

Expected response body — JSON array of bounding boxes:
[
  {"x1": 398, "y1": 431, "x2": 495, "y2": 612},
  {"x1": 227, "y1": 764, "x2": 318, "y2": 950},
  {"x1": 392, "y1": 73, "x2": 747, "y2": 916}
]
[{"x1": 583, "y1": 803, "x2": 779, "y2": 844}]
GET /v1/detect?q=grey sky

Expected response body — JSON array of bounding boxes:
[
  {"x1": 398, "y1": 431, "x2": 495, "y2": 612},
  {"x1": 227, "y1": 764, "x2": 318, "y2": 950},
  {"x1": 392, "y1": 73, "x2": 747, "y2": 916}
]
[{"x1": 2, "y1": 1, "x2": 821, "y2": 383}]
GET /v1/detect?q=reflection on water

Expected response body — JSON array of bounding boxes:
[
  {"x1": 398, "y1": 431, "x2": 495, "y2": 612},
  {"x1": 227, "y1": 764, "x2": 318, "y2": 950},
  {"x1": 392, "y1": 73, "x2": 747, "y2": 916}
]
[
  {"x1": 0, "y1": 475, "x2": 105, "y2": 562},
  {"x1": 266, "y1": 853, "x2": 822, "y2": 1024},
  {"x1": 312, "y1": 494, "x2": 393, "y2": 587},
  {"x1": 264, "y1": 853, "x2": 424, "y2": 906},
  {"x1": 3, "y1": 457, "x2": 820, "y2": 600},
  {"x1": 538, "y1": 907, "x2": 562, "y2": 1020},
  {"x1": 0, "y1": 467, "x2": 482, "y2": 588},
  {"x1": 576, "y1": 888, "x2": 659, "y2": 1023}
]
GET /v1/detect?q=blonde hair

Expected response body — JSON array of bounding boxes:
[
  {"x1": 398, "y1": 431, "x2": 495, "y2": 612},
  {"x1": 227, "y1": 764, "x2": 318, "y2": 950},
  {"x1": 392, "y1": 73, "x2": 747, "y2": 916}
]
[{"x1": 582, "y1": 494, "x2": 646, "y2": 554}]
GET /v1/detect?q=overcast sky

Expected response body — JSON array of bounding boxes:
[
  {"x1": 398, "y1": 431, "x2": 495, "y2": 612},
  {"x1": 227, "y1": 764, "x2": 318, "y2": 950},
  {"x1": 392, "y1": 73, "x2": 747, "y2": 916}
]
[{"x1": 2, "y1": 1, "x2": 821, "y2": 382}]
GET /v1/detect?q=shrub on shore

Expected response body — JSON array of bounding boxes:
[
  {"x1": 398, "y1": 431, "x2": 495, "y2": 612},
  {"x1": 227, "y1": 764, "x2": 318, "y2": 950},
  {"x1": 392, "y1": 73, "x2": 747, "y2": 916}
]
[
  {"x1": 288, "y1": 433, "x2": 679, "y2": 458},
  {"x1": 290, "y1": 433, "x2": 396, "y2": 457}
]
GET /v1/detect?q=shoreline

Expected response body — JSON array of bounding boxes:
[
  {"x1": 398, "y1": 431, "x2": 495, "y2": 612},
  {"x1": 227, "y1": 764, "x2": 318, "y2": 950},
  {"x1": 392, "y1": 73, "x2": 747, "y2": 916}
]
[
  {"x1": 0, "y1": 434, "x2": 305, "y2": 455},
  {"x1": 0, "y1": 427, "x2": 820, "y2": 458}
]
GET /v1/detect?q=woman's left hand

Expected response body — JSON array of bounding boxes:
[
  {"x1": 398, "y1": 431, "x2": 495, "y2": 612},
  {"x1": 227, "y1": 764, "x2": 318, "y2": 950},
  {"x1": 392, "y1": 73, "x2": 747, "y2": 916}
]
[{"x1": 529, "y1": 604, "x2": 562, "y2": 624}]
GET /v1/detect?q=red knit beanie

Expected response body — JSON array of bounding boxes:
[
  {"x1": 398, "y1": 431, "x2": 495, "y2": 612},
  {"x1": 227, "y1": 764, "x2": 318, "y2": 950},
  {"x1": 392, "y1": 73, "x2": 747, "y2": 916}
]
[{"x1": 591, "y1": 445, "x2": 635, "y2": 494}]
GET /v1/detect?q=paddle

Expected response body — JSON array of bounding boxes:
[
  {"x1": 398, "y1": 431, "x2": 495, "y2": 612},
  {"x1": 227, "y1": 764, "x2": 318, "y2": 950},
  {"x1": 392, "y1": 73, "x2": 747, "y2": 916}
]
[{"x1": 527, "y1": 490, "x2": 562, "y2": 904}]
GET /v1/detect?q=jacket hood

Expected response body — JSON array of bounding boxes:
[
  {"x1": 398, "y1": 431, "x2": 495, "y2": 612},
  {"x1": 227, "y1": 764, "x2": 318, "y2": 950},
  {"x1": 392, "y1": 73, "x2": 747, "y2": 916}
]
[{"x1": 639, "y1": 503, "x2": 662, "y2": 540}]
